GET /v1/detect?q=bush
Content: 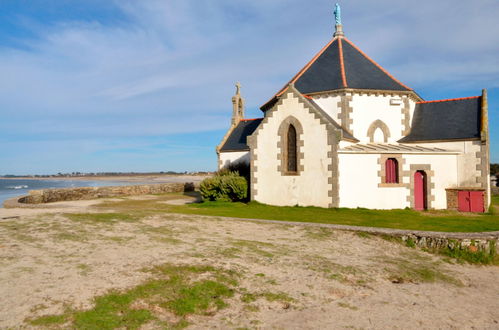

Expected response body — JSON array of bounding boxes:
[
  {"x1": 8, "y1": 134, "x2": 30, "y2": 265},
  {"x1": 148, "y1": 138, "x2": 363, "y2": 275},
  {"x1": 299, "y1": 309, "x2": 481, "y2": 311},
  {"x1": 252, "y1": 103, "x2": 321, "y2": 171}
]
[{"x1": 200, "y1": 171, "x2": 248, "y2": 202}]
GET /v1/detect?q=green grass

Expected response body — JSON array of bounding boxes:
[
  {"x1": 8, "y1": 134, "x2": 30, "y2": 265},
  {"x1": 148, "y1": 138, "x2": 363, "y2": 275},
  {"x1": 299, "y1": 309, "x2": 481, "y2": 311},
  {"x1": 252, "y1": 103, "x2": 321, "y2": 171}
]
[
  {"x1": 65, "y1": 212, "x2": 138, "y2": 224},
  {"x1": 380, "y1": 256, "x2": 462, "y2": 285},
  {"x1": 240, "y1": 291, "x2": 294, "y2": 304},
  {"x1": 436, "y1": 240, "x2": 498, "y2": 265},
  {"x1": 167, "y1": 199, "x2": 499, "y2": 233},
  {"x1": 28, "y1": 264, "x2": 239, "y2": 329}
]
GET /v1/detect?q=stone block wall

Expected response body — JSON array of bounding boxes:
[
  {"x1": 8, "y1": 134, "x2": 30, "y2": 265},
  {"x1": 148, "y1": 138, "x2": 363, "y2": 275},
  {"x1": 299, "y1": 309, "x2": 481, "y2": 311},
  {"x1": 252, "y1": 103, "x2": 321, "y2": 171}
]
[{"x1": 17, "y1": 183, "x2": 195, "y2": 204}]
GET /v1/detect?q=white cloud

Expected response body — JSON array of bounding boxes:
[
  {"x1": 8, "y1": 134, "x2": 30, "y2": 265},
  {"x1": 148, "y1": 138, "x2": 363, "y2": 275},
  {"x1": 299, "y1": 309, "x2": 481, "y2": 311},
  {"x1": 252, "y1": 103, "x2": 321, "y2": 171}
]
[{"x1": 0, "y1": 0, "x2": 498, "y2": 173}]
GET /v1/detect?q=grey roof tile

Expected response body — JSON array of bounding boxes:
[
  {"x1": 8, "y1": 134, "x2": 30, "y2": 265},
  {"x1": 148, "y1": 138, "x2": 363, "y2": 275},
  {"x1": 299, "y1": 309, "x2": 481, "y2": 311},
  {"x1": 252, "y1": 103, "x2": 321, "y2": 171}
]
[
  {"x1": 399, "y1": 96, "x2": 482, "y2": 143},
  {"x1": 220, "y1": 119, "x2": 263, "y2": 152}
]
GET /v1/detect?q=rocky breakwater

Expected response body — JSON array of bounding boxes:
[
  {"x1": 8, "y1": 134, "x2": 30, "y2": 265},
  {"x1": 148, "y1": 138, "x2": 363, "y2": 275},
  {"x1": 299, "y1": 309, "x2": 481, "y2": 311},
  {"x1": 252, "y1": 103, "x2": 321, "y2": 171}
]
[{"x1": 15, "y1": 183, "x2": 195, "y2": 204}]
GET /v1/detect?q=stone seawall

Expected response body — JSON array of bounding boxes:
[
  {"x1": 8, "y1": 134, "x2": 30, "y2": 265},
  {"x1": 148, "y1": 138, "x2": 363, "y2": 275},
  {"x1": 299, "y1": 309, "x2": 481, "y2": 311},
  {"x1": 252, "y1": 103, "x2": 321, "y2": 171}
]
[{"x1": 14, "y1": 183, "x2": 195, "y2": 205}]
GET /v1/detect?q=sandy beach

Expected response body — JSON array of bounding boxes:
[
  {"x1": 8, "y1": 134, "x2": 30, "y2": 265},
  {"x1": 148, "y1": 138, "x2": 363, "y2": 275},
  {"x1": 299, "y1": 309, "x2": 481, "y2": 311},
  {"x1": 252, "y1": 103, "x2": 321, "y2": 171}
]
[{"x1": 1, "y1": 194, "x2": 498, "y2": 329}]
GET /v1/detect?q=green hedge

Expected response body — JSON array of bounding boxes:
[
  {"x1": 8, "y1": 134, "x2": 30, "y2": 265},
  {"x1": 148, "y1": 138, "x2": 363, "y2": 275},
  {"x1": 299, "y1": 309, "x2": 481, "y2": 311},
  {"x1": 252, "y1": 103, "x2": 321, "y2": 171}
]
[{"x1": 200, "y1": 171, "x2": 248, "y2": 202}]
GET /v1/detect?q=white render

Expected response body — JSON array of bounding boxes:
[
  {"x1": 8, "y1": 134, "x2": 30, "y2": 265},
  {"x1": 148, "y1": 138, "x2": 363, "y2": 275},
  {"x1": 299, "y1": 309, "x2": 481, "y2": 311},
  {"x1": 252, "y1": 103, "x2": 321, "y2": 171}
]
[
  {"x1": 219, "y1": 151, "x2": 250, "y2": 169},
  {"x1": 310, "y1": 94, "x2": 342, "y2": 121},
  {"x1": 251, "y1": 92, "x2": 332, "y2": 207}
]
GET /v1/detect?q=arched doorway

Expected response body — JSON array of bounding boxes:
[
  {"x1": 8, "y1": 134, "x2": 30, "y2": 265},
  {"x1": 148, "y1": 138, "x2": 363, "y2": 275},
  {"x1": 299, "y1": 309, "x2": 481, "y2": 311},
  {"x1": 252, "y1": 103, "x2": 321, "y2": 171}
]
[{"x1": 414, "y1": 171, "x2": 427, "y2": 210}]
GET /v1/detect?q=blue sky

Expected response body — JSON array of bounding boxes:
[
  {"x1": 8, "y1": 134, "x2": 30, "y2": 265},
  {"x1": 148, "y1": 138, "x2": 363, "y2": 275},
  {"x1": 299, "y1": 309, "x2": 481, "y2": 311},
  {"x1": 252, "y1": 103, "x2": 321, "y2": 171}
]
[{"x1": 0, "y1": 0, "x2": 498, "y2": 175}]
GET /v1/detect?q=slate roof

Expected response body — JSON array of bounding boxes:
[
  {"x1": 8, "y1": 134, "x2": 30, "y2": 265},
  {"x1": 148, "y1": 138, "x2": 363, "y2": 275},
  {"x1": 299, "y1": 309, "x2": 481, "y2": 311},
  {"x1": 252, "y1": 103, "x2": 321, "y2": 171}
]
[
  {"x1": 339, "y1": 143, "x2": 457, "y2": 154},
  {"x1": 399, "y1": 96, "x2": 482, "y2": 143},
  {"x1": 220, "y1": 119, "x2": 263, "y2": 151},
  {"x1": 261, "y1": 37, "x2": 411, "y2": 111}
]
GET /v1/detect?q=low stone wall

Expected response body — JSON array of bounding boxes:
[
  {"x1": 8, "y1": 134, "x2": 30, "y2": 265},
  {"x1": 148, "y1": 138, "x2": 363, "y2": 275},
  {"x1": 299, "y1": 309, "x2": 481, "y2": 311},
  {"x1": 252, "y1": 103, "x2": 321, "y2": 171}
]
[
  {"x1": 15, "y1": 183, "x2": 195, "y2": 205},
  {"x1": 399, "y1": 233, "x2": 498, "y2": 255}
]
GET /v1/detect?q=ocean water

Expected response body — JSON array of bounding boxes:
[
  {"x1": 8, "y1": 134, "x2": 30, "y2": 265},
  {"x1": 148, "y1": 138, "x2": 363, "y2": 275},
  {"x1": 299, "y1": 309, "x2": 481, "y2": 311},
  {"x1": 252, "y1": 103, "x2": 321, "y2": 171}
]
[{"x1": 0, "y1": 179, "x2": 131, "y2": 207}]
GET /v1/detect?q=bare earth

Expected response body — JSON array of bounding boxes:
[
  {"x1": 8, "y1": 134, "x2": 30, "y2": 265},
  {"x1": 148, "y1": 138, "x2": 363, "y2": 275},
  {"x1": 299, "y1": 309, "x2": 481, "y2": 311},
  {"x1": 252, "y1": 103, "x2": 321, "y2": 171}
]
[{"x1": 0, "y1": 196, "x2": 498, "y2": 329}]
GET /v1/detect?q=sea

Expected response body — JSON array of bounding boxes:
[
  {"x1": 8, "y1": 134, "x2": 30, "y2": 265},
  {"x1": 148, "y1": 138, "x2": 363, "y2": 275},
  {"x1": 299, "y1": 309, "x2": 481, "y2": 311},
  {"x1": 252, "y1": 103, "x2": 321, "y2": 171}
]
[{"x1": 0, "y1": 178, "x2": 133, "y2": 207}]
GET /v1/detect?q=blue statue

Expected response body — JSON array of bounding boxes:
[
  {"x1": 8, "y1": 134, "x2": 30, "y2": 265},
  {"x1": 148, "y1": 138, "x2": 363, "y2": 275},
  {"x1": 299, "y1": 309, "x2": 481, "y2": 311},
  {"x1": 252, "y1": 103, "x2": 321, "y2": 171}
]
[{"x1": 334, "y1": 3, "x2": 341, "y2": 25}]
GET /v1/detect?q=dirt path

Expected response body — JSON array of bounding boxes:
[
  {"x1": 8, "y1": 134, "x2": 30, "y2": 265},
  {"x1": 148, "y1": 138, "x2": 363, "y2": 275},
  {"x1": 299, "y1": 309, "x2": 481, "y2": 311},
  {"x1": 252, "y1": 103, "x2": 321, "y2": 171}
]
[{"x1": 0, "y1": 198, "x2": 498, "y2": 329}]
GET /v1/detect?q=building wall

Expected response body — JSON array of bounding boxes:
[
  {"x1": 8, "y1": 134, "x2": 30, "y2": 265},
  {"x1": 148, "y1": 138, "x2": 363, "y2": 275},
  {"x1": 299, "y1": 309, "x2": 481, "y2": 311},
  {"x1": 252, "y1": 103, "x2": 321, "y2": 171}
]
[
  {"x1": 338, "y1": 152, "x2": 458, "y2": 209},
  {"x1": 414, "y1": 141, "x2": 482, "y2": 187},
  {"x1": 309, "y1": 94, "x2": 342, "y2": 122},
  {"x1": 403, "y1": 154, "x2": 458, "y2": 209},
  {"x1": 338, "y1": 153, "x2": 408, "y2": 209},
  {"x1": 250, "y1": 91, "x2": 333, "y2": 207},
  {"x1": 349, "y1": 94, "x2": 416, "y2": 142},
  {"x1": 218, "y1": 151, "x2": 250, "y2": 169}
]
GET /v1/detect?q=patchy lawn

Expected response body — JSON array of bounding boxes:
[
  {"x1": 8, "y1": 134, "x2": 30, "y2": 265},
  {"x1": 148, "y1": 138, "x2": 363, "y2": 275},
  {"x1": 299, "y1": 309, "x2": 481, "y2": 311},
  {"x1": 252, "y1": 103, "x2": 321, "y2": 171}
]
[{"x1": 99, "y1": 192, "x2": 499, "y2": 232}]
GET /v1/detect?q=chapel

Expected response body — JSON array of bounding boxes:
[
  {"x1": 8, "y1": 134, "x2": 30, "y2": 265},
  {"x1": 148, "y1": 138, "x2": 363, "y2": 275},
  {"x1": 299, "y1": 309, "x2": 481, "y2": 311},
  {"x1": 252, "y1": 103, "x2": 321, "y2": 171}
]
[{"x1": 216, "y1": 5, "x2": 490, "y2": 212}]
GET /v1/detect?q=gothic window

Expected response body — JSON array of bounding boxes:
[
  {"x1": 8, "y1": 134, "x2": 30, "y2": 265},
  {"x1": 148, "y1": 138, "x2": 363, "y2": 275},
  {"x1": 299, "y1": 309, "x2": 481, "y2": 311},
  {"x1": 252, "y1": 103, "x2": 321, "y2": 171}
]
[
  {"x1": 385, "y1": 158, "x2": 399, "y2": 183},
  {"x1": 287, "y1": 125, "x2": 297, "y2": 173}
]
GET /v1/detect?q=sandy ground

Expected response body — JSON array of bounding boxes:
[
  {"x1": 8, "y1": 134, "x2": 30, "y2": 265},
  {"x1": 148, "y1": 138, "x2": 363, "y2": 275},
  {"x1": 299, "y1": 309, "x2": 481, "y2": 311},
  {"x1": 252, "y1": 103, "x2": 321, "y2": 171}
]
[{"x1": 1, "y1": 196, "x2": 499, "y2": 329}]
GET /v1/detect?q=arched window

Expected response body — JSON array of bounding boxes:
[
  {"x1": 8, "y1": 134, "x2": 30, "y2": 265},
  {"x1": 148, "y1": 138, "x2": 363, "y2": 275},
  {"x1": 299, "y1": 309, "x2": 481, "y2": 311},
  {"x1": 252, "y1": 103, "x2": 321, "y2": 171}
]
[
  {"x1": 287, "y1": 125, "x2": 297, "y2": 173},
  {"x1": 385, "y1": 158, "x2": 399, "y2": 183}
]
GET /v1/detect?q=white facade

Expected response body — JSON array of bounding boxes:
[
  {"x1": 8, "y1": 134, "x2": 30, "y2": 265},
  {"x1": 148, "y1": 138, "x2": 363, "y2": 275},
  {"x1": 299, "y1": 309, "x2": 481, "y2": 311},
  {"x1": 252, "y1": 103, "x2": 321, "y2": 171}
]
[
  {"x1": 219, "y1": 151, "x2": 249, "y2": 169},
  {"x1": 250, "y1": 92, "x2": 332, "y2": 207}
]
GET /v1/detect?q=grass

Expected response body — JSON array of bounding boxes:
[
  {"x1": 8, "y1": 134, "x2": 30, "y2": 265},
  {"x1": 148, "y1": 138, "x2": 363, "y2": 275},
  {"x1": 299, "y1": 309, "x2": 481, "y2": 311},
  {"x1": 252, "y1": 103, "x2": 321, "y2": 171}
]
[
  {"x1": 435, "y1": 240, "x2": 498, "y2": 265},
  {"x1": 168, "y1": 199, "x2": 499, "y2": 233},
  {"x1": 94, "y1": 192, "x2": 499, "y2": 232},
  {"x1": 379, "y1": 256, "x2": 461, "y2": 286},
  {"x1": 28, "y1": 264, "x2": 239, "y2": 329},
  {"x1": 65, "y1": 212, "x2": 138, "y2": 225},
  {"x1": 240, "y1": 291, "x2": 294, "y2": 304}
]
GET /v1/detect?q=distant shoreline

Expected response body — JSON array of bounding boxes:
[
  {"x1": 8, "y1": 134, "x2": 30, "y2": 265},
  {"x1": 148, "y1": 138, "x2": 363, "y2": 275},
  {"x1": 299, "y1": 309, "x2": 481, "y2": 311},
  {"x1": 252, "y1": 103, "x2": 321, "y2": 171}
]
[{"x1": 0, "y1": 174, "x2": 212, "y2": 183}]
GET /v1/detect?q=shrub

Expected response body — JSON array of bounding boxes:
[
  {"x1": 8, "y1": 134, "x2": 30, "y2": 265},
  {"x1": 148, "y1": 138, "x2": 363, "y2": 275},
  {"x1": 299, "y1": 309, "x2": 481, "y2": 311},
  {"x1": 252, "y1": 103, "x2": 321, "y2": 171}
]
[{"x1": 200, "y1": 171, "x2": 248, "y2": 202}]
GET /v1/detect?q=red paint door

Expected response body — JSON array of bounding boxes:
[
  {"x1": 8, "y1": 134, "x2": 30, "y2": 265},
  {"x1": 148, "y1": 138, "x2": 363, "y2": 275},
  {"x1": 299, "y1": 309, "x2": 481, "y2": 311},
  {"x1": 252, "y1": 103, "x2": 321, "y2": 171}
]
[
  {"x1": 458, "y1": 191, "x2": 471, "y2": 212},
  {"x1": 414, "y1": 171, "x2": 427, "y2": 210},
  {"x1": 470, "y1": 191, "x2": 484, "y2": 213}
]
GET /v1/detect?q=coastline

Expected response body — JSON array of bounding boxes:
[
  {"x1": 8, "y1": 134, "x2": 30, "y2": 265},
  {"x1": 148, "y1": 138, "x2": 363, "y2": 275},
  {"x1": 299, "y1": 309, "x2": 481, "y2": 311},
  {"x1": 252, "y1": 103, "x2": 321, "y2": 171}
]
[{"x1": 0, "y1": 174, "x2": 212, "y2": 183}]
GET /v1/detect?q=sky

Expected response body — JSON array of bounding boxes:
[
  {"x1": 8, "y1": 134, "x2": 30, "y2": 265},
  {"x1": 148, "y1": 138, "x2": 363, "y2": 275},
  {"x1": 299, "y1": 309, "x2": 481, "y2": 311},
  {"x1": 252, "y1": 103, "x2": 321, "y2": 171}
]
[{"x1": 0, "y1": 0, "x2": 498, "y2": 175}]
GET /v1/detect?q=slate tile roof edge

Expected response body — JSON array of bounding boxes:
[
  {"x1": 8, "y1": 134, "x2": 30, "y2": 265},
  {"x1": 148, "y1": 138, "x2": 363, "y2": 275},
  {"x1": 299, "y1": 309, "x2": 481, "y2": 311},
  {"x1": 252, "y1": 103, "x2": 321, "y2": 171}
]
[
  {"x1": 240, "y1": 118, "x2": 263, "y2": 121},
  {"x1": 338, "y1": 37, "x2": 348, "y2": 88},
  {"x1": 416, "y1": 96, "x2": 480, "y2": 104}
]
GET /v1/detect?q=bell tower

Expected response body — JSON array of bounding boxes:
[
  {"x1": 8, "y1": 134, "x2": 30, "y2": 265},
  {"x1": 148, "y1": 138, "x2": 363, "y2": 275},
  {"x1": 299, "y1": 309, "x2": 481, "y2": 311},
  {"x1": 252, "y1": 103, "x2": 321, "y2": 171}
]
[{"x1": 231, "y1": 82, "x2": 245, "y2": 126}]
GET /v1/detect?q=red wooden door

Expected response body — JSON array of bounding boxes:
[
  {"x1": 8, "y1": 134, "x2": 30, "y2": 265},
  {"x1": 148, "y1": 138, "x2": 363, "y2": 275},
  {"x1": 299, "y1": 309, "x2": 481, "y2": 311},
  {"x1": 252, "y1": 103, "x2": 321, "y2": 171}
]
[
  {"x1": 414, "y1": 171, "x2": 426, "y2": 210},
  {"x1": 458, "y1": 191, "x2": 470, "y2": 212},
  {"x1": 470, "y1": 191, "x2": 484, "y2": 213},
  {"x1": 458, "y1": 191, "x2": 484, "y2": 213}
]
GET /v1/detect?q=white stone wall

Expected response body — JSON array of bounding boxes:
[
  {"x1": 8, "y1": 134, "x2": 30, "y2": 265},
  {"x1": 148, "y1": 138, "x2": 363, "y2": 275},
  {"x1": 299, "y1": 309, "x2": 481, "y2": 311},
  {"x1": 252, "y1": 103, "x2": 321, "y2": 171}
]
[
  {"x1": 219, "y1": 151, "x2": 250, "y2": 170},
  {"x1": 349, "y1": 94, "x2": 416, "y2": 142},
  {"x1": 415, "y1": 141, "x2": 482, "y2": 188},
  {"x1": 338, "y1": 152, "x2": 458, "y2": 209},
  {"x1": 252, "y1": 92, "x2": 332, "y2": 207},
  {"x1": 309, "y1": 94, "x2": 342, "y2": 120},
  {"x1": 338, "y1": 153, "x2": 408, "y2": 209},
  {"x1": 404, "y1": 154, "x2": 458, "y2": 209}
]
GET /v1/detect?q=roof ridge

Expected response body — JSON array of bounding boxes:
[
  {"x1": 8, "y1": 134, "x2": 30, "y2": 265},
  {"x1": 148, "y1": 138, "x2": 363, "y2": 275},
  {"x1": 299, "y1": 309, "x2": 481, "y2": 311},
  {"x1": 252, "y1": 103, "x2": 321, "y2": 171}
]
[
  {"x1": 338, "y1": 38, "x2": 348, "y2": 88},
  {"x1": 417, "y1": 96, "x2": 480, "y2": 104},
  {"x1": 342, "y1": 37, "x2": 411, "y2": 91},
  {"x1": 240, "y1": 118, "x2": 263, "y2": 121}
]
